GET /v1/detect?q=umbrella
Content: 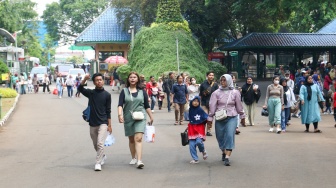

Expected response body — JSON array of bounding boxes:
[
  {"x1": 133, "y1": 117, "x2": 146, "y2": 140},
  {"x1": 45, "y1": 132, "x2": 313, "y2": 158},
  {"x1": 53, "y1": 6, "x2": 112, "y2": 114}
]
[{"x1": 104, "y1": 56, "x2": 128, "y2": 64}]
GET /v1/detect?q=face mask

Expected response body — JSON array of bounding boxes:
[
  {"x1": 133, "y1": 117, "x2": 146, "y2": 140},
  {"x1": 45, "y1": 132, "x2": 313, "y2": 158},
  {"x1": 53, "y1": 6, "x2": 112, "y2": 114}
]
[
  {"x1": 274, "y1": 80, "x2": 279, "y2": 84},
  {"x1": 191, "y1": 80, "x2": 196, "y2": 84}
]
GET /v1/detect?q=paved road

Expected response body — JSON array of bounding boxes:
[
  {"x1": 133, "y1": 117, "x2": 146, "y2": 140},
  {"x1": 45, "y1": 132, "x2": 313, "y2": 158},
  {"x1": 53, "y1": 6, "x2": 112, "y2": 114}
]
[{"x1": 1, "y1": 81, "x2": 336, "y2": 188}]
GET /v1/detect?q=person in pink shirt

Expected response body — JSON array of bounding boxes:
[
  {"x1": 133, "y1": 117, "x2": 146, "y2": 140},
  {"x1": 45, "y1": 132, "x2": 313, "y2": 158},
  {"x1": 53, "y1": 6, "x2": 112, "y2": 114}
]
[{"x1": 207, "y1": 74, "x2": 245, "y2": 166}]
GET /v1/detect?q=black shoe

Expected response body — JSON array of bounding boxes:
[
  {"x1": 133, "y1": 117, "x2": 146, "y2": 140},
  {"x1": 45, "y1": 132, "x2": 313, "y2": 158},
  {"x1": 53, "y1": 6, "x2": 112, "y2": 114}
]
[
  {"x1": 224, "y1": 158, "x2": 230, "y2": 166},
  {"x1": 206, "y1": 132, "x2": 212, "y2": 136},
  {"x1": 222, "y1": 153, "x2": 226, "y2": 161}
]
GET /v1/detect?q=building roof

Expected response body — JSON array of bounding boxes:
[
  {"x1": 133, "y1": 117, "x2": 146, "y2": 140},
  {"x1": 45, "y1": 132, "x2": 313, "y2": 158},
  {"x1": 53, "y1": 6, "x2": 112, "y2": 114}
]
[
  {"x1": 219, "y1": 33, "x2": 336, "y2": 51},
  {"x1": 75, "y1": 7, "x2": 131, "y2": 46},
  {"x1": 317, "y1": 19, "x2": 336, "y2": 33}
]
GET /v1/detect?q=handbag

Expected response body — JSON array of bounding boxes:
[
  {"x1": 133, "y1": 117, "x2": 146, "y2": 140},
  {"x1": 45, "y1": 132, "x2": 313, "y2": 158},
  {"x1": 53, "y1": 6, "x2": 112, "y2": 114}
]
[
  {"x1": 145, "y1": 123, "x2": 155, "y2": 143},
  {"x1": 215, "y1": 91, "x2": 232, "y2": 121},
  {"x1": 82, "y1": 105, "x2": 90, "y2": 122},
  {"x1": 261, "y1": 108, "x2": 269, "y2": 116},
  {"x1": 129, "y1": 88, "x2": 145, "y2": 120},
  {"x1": 53, "y1": 88, "x2": 58, "y2": 95},
  {"x1": 180, "y1": 128, "x2": 189, "y2": 146}
]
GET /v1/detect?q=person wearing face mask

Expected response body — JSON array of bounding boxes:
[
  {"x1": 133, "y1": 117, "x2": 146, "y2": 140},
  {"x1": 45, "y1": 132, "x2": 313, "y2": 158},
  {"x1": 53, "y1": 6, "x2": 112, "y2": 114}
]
[
  {"x1": 263, "y1": 76, "x2": 284, "y2": 134},
  {"x1": 299, "y1": 75, "x2": 324, "y2": 133},
  {"x1": 241, "y1": 76, "x2": 261, "y2": 126},
  {"x1": 207, "y1": 74, "x2": 245, "y2": 166}
]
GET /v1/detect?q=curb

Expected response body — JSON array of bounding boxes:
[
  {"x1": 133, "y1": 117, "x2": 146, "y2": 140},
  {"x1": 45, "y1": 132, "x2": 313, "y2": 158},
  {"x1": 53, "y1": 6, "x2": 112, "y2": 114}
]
[{"x1": 0, "y1": 94, "x2": 20, "y2": 126}]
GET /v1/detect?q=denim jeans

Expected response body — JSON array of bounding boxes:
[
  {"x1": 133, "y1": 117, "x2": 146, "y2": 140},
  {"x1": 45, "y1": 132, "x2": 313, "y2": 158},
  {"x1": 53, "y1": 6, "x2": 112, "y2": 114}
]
[
  {"x1": 166, "y1": 92, "x2": 171, "y2": 112},
  {"x1": 67, "y1": 86, "x2": 73, "y2": 97},
  {"x1": 57, "y1": 84, "x2": 63, "y2": 97},
  {"x1": 189, "y1": 137, "x2": 205, "y2": 161},
  {"x1": 281, "y1": 108, "x2": 290, "y2": 130},
  {"x1": 215, "y1": 116, "x2": 238, "y2": 150},
  {"x1": 20, "y1": 85, "x2": 26, "y2": 94},
  {"x1": 151, "y1": 95, "x2": 157, "y2": 110}
]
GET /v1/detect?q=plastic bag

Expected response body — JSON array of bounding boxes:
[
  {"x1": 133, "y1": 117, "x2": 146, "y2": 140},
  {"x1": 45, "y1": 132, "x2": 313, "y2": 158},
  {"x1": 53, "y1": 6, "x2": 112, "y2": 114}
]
[
  {"x1": 104, "y1": 132, "x2": 115, "y2": 146},
  {"x1": 145, "y1": 123, "x2": 155, "y2": 143},
  {"x1": 53, "y1": 88, "x2": 58, "y2": 95}
]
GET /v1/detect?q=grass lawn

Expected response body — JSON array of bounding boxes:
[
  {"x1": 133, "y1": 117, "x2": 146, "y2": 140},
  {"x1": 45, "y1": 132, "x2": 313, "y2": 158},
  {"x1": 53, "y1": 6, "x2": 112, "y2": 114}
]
[{"x1": 1, "y1": 98, "x2": 16, "y2": 119}]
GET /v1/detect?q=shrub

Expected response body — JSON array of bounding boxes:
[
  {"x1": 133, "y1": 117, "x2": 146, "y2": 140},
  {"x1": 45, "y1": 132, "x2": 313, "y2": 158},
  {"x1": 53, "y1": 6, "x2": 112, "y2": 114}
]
[
  {"x1": 116, "y1": 65, "x2": 132, "y2": 82},
  {"x1": 208, "y1": 61, "x2": 228, "y2": 80},
  {"x1": 0, "y1": 88, "x2": 18, "y2": 98},
  {"x1": 0, "y1": 60, "x2": 9, "y2": 82},
  {"x1": 128, "y1": 25, "x2": 210, "y2": 82},
  {"x1": 156, "y1": 0, "x2": 184, "y2": 23}
]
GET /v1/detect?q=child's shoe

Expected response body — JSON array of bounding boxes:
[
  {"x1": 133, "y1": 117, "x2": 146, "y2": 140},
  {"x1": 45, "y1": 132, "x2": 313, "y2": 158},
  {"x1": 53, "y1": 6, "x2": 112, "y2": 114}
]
[{"x1": 190, "y1": 160, "x2": 199, "y2": 164}]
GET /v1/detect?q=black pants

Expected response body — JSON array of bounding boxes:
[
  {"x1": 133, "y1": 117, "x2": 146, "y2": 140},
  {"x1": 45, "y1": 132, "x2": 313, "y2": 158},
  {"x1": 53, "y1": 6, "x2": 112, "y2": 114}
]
[{"x1": 43, "y1": 83, "x2": 50, "y2": 93}]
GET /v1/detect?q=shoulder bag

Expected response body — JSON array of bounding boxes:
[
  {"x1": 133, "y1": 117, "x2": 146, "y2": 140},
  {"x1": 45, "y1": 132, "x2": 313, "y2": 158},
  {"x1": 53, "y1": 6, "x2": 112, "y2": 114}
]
[
  {"x1": 215, "y1": 91, "x2": 232, "y2": 121},
  {"x1": 129, "y1": 88, "x2": 145, "y2": 120}
]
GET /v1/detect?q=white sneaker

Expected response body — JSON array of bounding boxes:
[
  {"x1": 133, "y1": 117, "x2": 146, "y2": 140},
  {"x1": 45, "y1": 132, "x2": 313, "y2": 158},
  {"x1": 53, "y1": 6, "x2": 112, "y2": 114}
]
[
  {"x1": 59, "y1": 96, "x2": 62, "y2": 99},
  {"x1": 94, "y1": 164, "x2": 101, "y2": 171},
  {"x1": 101, "y1": 154, "x2": 107, "y2": 165},
  {"x1": 276, "y1": 128, "x2": 282, "y2": 134},
  {"x1": 269, "y1": 128, "x2": 274, "y2": 132},
  {"x1": 324, "y1": 112, "x2": 327, "y2": 114},
  {"x1": 151, "y1": 110, "x2": 154, "y2": 113},
  {"x1": 331, "y1": 112, "x2": 334, "y2": 115},
  {"x1": 129, "y1": 158, "x2": 137, "y2": 165},
  {"x1": 137, "y1": 160, "x2": 144, "y2": 169}
]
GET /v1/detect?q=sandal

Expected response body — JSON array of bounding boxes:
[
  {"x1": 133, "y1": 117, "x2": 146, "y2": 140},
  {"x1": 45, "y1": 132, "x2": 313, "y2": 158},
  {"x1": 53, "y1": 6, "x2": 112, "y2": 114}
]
[
  {"x1": 190, "y1": 160, "x2": 199, "y2": 164},
  {"x1": 174, "y1": 121, "x2": 179, "y2": 125},
  {"x1": 235, "y1": 128, "x2": 241, "y2": 135},
  {"x1": 179, "y1": 121, "x2": 183, "y2": 125},
  {"x1": 314, "y1": 130, "x2": 322, "y2": 133},
  {"x1": 203, "y1": 151, "x2": 208, "y2": 160}
]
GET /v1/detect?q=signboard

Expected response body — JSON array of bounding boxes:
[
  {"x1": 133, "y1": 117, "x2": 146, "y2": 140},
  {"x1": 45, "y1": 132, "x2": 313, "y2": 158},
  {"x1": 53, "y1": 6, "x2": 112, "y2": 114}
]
[
  {"x1": 2, "y1": 73, "x2": 9, "y2": 81},
  {"x1": 229, "y1": 51, "x2": 238, "y2": 56}
]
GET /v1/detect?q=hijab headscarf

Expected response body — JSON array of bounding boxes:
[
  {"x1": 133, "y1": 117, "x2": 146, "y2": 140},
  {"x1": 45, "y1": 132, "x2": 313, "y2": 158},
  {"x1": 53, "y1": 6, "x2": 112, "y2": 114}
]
[
  {"x1": 305, "y1": 76, "x2": 314, "y2": 101},
  {"x1": 280, "y1": 78, "x2": 288, "y2": 105},
  {"x1": 188, "y1": 96, "x2": 209, "y2": 124},
  {"x1": 219, "y1": 74, "x2": 234, "y2": 90}
]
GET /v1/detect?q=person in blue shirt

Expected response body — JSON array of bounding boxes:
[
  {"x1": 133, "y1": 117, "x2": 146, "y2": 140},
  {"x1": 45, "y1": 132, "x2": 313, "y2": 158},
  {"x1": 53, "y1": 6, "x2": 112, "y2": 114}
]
[{"x1": 171, "y1": 75, "x2": 189, "y2": 125}]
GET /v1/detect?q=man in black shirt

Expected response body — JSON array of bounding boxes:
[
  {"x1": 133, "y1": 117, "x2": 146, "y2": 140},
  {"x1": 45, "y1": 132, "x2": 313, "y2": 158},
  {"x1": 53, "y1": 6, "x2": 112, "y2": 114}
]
[
  {"x1": 199, "y1": 71, "x2": 219, "y2": 136},
  {"x1": 78, "y1": 73, "x2": 112, "y2": 171},
  {"x1": 163, "y1": 72, "x2": 175, "y2": 112}
]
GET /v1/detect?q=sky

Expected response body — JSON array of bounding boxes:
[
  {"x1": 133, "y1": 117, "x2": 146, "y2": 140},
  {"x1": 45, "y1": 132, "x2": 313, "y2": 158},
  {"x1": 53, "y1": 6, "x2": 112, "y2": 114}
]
[{"x1": 31, "y1": 0, "x2": 59, "y2": 18}]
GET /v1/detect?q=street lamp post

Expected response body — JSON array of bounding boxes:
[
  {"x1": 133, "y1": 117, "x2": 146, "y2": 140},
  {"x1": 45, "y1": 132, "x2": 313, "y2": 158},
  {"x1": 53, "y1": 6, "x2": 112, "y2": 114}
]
[
  {"x1": 128, "y1": 26, "x2": 134, "y2": 48},
  {"x1": 14, "y1": 30, "x2": 22, "y2": 62}
]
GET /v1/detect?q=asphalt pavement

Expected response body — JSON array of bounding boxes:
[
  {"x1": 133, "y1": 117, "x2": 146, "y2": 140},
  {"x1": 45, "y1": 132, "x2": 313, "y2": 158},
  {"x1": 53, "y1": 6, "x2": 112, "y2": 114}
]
[{"x1": 1, "y1": 81, "x2": 336, "y2": 188}]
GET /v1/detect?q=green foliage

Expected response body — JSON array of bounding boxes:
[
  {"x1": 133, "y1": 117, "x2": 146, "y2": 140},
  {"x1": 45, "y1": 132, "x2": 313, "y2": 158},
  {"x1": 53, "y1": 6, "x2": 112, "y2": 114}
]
[
  {"x1": 207, "y1": 61, "x2": 228, "y2": 80},
  {"x1": 116, "y1": 65, "x2": 132, "y2": 82},
  {"x1": 156, "y1": 0, "x2": 183, "y2": 23},
  {"x1": 0, "y1": 0, "x2": 38, "y2": 33},
  {"x1": 67, "y1": 56, "x2": 84, "y2": 64},
  {"x1": 0, "y1": 88, "x2": 17, "y2": 98},
  {"x1": 128, "y1": 25, "x2": 210, "y2": 82},
  {"x1": 42, "y1": 0, "x2": 110, "y2": 41},
  {"x1": 151, "y1": 20, "x2": 191, "y2": 33},
  {"x1": 0, "y1": 61, "x2": 9, "y2": 82},
  {"x1": 266, "y1": 64, "x2": 276, "y2": 69}
]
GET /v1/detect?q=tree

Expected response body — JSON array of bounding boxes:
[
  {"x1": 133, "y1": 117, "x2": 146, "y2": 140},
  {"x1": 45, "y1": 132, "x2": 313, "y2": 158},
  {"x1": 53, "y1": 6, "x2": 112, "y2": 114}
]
[
  {"x1": 156, "y1": 0, "x2": 183, "y2": 23},
  {"x1": 282, "y1": 0, "x2": 336, "y2": 32},
  {"x1": 0, "y1": 0, "x2": 38, "y2": 33},
  {"x1": 42, "y1": 0, "x2": 111, "y2": 42},
  {"x1": 66, "y1": 56, "x2": 84, "y2": 64}
]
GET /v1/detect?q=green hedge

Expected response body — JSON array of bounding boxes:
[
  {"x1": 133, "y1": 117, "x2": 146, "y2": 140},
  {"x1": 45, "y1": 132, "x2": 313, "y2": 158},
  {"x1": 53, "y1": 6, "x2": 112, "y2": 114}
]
[
  {"x1": 0, "y1": 88, "x2": 18, "y2": 98},
  {"x1": 128, "y1": 24, "x2": 215, "y2": 82}
]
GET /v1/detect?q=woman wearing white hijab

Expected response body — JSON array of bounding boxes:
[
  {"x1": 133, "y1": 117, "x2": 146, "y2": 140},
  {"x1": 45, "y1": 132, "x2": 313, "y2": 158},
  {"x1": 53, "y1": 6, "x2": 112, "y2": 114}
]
[{"x1": 207, "y1": 74, "x2": 245, "y2": 166}]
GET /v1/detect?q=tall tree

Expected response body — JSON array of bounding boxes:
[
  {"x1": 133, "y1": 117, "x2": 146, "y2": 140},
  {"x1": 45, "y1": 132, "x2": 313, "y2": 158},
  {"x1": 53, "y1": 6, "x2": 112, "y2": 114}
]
[
  {"x1": 283, "y1": 0, "x2": 336, "y2": 32},
  {"x1": 156, "y1": 0, "x2": 183, "y2": 23},
  {"x1": 42, "y1": 0, "x2": 111, "y2": 42}
]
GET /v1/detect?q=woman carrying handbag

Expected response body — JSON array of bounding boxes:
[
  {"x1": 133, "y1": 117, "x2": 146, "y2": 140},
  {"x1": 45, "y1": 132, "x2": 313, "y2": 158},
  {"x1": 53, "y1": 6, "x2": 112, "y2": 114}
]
[
  {"x1": 118, "y1": 72, "x2": 154, "y2": 169},
  {"x1": 207, "y1": 74, "x2": 245, "y2": 166}
]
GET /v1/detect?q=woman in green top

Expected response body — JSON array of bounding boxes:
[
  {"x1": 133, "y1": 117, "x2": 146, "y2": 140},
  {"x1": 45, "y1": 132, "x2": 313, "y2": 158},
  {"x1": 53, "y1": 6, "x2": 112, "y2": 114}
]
[{"x1": 118, "y1": 72, "x2": 154, "y2": 169}]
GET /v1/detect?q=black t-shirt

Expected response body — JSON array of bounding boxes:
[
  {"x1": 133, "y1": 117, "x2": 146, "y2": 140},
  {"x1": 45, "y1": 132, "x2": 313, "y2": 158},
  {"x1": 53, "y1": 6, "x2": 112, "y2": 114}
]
[
  {"x1": 118, "y1": 89, "x2": 150, "y2": 109},
  {"x1": 78, "y1": 85, "x2": 111, "y2": 126},
  {"x1": 199, "y1": 80, "x2": 219, "y2": 107}
]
